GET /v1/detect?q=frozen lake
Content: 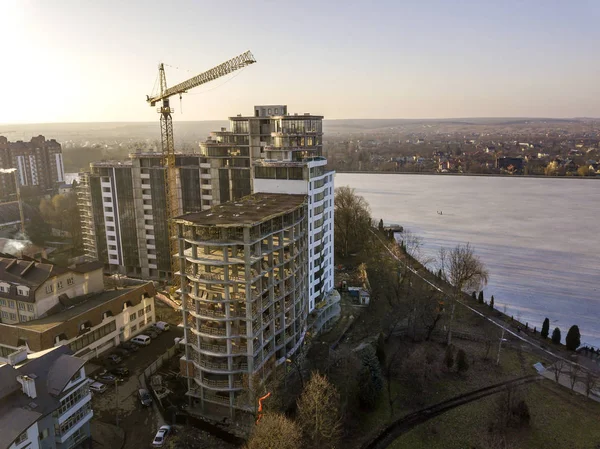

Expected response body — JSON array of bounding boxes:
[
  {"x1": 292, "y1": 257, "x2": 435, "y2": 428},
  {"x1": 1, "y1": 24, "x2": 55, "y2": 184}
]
[{"x1": 336, "y1": 173, "x2": 600, "y2": 347}]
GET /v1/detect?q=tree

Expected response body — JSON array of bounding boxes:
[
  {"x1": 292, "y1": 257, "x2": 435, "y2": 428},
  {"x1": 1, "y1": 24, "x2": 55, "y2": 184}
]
[
  {"x1": 584, "y1": 370, "x2": 599, "y2": 397},
  {"x1": 565, "y1": 325, "x2": 581, "y2": 351},
  {"x1": 541, "y1": 318, "x2": 550, "y2": 339},
  {"x1": 490, "y1": 295, "x2": 495, "y2": 309},
  {"x1": 401, "y1": 345, "x2": 442, "y2": 392},
  {"x1": 325, "y1": 347, "x2": 361, "y2": 415},
  {"x1": 471, "y1": 291, "x2": 477, "y2": 301},
  {"x1": 444, "y1": 345, "x2": 455, "y2": 369},
  {"x1": 478, "y1": 291, "x2": 484, "y2": 304},
  {"x1": 456, "y1": 348, "x2": 469, "y2": 373},
  {"x1": 551, "y1": 327, "x2": 561, "y2": 345},
  {"x1": 334, "y1": 187, "x2": 372, "y2": 258},
  {"x1": 245, "y1": 413, "x2": 302, "y2": 449},
  {"x1": 439, "y1": 243, "x2": 489, "y2": 345},
  {"x1": 569, "y1": 364, "x2": 581, "y2": 391},
  {"x1": 296, "y1": 373, "x2": 342, "y2": 449},
  {"x1": 358, "y1": 347, "x2": 384, "y2": 410},
  {"x1": 552, "y1": 360, "x2": 565, "y2": 383},
  {"x1": 384, "y1": 345, "x2": 404, "y2": 417},
  {"x1": 378, "y1": 218, "x2": 384, "y2": 232},
  {"x1": 376, "y1": 333, "x2": 386, "y2": 365}
]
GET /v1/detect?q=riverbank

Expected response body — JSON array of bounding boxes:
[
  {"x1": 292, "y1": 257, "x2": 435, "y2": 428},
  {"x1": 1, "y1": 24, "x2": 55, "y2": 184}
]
[{"x1": 336, "y1": 170, "x2": 599, "y2": 179}]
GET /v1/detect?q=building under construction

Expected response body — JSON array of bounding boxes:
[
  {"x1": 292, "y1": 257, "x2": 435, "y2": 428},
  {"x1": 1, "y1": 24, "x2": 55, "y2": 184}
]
[{"x1": 174, "y1": 193, "x2": 308, "y2": 416}]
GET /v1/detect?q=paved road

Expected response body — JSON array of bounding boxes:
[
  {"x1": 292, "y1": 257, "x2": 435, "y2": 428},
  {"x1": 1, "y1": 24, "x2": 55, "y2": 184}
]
[{"x1": 91, "y1": 326, "x2": 184, "y2": 449}]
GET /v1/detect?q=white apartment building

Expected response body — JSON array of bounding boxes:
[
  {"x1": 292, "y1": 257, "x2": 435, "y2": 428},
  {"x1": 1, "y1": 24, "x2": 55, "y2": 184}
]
[{"x1": 0, "y1": 346, "x2": 93, "y2": 449}]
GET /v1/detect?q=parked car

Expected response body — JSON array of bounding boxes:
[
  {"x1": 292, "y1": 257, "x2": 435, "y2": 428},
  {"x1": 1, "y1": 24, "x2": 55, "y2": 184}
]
[
  {"x1": 113, "y1": 348, "x2": 130, "y2": 357},
  {"x1": 89, "y1": 382, "x2": 108, "y2": 394},
  {"x1": 95, "y1": 370, "x2": 122, "y2": 384},
  {"x1": 138, "y1": 388, "x2": 153, "y2": 407},
  {"x1": 131, "y1": 335, "x2": 151, "y2": 346},
  {"x1": 152, "y1": 425, "x2": 171, "y2": 447},
  {"x1": 155, "y1": 321, "x2": 170, "y2": 331},
  {"x1": 149, "y1": 325, "x2": 163, "y2": 335},
  {"x1": 110, "y1": 367, "x2": 130, "y2": 377},
  {"x1": 120, "y1": 342, "x2": 139, "y2": 352},
  {"x1": 106, "y1": 354, "x2": 122, "y2": 364},
  {"x1": 147, "y1": 330, "x2": 159, "y2": 339}
]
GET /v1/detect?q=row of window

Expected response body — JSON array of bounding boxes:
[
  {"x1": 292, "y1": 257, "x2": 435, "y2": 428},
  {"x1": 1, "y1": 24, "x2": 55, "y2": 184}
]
[
  {"x1": 57, "y1": 403, "x2": 91, "y2": 436},
  {"x1": 69, "y1": 321, "x2": 117, "y2": 353},
  {"x1": 0, "y1": 285, "x2": 29, "y2": 296},
  {"x1": 45, "y1": 277, "x2": 74, "y2": 294},
  {"x1": 58, "y1": 384, "x2": 89, "y2": 416},
  {"x1": 0, "y1": 299, "x2": 34, "y2": 312}
]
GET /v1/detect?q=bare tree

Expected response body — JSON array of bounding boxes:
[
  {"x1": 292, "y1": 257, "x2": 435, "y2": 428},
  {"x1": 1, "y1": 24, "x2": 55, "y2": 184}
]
[
  {"x1": 325, "y1": 347, "x2": 361, "y2": 415},
  {"x1": 552, "y1": 360, "x2": 566, "y2": 383},
  {"x1": 569, "y1": 363, "x2": 581, "y2": 391},
  {"x1": 384, "y1": 345, "x2": 404, "y2": 417},
  {"x1": 334, "y1": 186, "x2": 372, "y2": 258},
  {"x1": 584, "y1": 370, "x2": 599, "y2": 397},
  {"x1": 296, "y1": 372, "x2": 342, "y2": 449},
  {"x1": 439, "y1": 243, "x2": 489, "y2": 345},
  {"x1": 401, "y1": 345, "x2": 442, "y2": 393},
  {"x1": 245, "y1": 412, "x2": 302, "y2": 449}
]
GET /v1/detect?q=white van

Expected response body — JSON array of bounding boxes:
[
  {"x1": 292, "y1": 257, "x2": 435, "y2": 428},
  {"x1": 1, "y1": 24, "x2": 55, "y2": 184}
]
[{"x1": 131, "y1": 335, "x2": 151, "y2": 346}]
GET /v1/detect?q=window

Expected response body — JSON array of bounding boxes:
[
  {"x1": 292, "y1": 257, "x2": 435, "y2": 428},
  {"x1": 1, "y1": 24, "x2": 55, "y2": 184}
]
[
  {"x1": 57, "y1": 281, "x2": 63, "y2": 290},
  {"x1": 59, "y1": 403, "x2": 92, "y2": 435},
  {"x1": 9, "y1": 313, "x2": 16, "y2": 321},
  {"x1": 19, "y1": 315, "x2": 27, "y2": 323},
  {"x1": 58, "y1": 384, "x2": 89, "y2": 415},
  {"x1": 27, "y1": 304, "x2": 34, "y2": 312},
  {"x1": 18, "y1": 302, "x2": 25, "y2": 310},
  {"x1": 145, "y1": 305, "x2": 152, "y2": 313},
  {"x1": 129, "y1": 312, "x2": 136, "y2": 321},
  {"x1": 14, "y1": 432, "x2": 27, "y2": 445},
  {"x1": 0, "y1": 285, "x2": 6, "y2": 293},
  {"x1": 0, "y1": 299, "x2": 5, "y2": 306},
  {"x1": 46, "y1": 284, "x2": 53, "y2": 294},
  {"x1": 1, "y1": 311, "x2": 8, "y2": 319},
  {"x1": 39, "y1": 429, "x2": 49, "y2": 440},
  {"x1": 104, "y1": 207, "x2": 113, "y2": 212},
  {"x1": 67, "y1": 278, "x2": 74, "y2": 285},
  {"x1": 17, "y1": 287, "x2": 27, "y2": 296},
  {"x1": 131, "y1": 324, "x2": 137, "y2": 332},
  {"x1": 138, "y1": 308, "x2": 145, "y2": 316},
  {"x1": 69, "y1": 321, "x2": 116, "y2": 352}
]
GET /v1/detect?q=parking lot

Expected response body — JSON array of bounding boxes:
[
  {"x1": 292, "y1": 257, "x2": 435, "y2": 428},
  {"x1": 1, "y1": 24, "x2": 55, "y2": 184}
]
[{"x1": 89, "y1": 324, "x2": 184, "y2": 449}]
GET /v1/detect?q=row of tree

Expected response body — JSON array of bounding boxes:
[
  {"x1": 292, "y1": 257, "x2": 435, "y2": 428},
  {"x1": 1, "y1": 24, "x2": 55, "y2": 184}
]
[{"x1": 541, "y1": 318, "x2": 581, "y2": 351}]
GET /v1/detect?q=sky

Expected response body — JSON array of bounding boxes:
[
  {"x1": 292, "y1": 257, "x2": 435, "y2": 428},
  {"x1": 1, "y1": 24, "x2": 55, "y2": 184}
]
[{"x1": 2, "y1": 0, "x2": 600, "y2": 123}]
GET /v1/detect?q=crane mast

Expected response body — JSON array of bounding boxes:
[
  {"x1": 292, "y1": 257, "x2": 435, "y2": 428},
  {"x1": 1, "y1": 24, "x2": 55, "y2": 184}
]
[{"x1": 147, "y1": 51, "x2": 256, "y2": 285}]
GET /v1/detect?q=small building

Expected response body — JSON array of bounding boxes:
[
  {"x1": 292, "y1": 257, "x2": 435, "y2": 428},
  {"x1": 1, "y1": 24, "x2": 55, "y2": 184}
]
[
  {"x1": 0, "y1": 345, "x2": 93, "y2": 449},
  {"x1": 348, "y1": 287, "x2": 370, "y2": 306}
]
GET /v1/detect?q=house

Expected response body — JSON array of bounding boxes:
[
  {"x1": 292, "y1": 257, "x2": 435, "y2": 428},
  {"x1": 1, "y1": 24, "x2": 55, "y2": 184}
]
[
  {"x1": 348, "y1": 287, "x2": 370, "y2": 306},
  {"x1": 0, "y1": 345, "x2": 93, "y2": 449},
  {"x1": 0, "y1": 256, "x2": 105, "y2": 324}
]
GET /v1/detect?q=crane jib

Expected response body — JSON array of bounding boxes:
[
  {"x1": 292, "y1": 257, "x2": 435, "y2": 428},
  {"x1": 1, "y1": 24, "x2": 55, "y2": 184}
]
[{"x1": 146, "y1": 50, "x2": 256, "y2": 105}]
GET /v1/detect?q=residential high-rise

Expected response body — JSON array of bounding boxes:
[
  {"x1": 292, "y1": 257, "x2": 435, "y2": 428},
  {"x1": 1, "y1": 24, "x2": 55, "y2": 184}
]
[
  {"x1": 0, "y1": 135, "x2": 64, "y2": 200},
  {"x1": 175, "y1": 193, "x2": 308, "y2": 416},
  {"x1": 77, "y1": 105, "x2": 334, "y2": 313}
]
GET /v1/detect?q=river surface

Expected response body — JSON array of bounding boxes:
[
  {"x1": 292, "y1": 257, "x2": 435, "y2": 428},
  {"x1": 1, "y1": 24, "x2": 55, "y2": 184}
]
[{"x1": 336, "y1": 173, "x2": 600, "y2": 347}]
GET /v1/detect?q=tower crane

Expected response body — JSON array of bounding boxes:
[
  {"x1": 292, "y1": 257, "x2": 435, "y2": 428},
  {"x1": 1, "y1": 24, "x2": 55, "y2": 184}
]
[{"x1": 147, "y1": 51, "x2": 256, "y2": 285}]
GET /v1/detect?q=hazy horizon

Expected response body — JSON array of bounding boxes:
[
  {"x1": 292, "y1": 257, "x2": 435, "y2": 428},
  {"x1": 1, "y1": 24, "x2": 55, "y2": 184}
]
[{"x1": 4, "y1": 1, "x2": 600, "y2": 123}]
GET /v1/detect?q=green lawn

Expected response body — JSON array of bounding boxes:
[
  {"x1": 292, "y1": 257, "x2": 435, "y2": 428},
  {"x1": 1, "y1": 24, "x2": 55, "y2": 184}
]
[{"x1": 390, "y1": 380, "x2": 600, "y2": 449}]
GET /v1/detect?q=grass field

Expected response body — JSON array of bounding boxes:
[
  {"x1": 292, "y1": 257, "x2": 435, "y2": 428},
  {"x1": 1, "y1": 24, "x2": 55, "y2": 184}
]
[{"x1": 390, "y1": 379, "x2": 600, "y2": 449}]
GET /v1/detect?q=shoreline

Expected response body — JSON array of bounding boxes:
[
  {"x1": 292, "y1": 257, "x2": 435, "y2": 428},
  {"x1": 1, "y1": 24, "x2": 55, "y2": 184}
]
[{"x1": 335, "y1": 171, "x2": 599, "y2": 179}]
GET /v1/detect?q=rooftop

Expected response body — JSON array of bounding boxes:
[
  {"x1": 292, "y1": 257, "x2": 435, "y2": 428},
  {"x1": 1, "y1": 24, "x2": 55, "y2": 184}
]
[
  {"x1": 14, "y1": 285, "x2": 149, "y2": 333},
  {"x1": 0, "y1": 346, "x2": 84, "y2": 448},
  {"x1": 174, "y1": 193, "x2": 306, "y2": 227}
]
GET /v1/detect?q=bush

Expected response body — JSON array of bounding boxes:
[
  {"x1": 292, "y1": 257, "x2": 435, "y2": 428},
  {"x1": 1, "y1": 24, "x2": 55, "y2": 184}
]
[
  {"x1": 471, "y1": 291, "x2": 477, "y2": 300},
  {"x1": 551, "y1": 327, "x2": 561, "y2": 345},
  {"x1": 376, "y1": 333, "x2": 386, "y2": 365},
  {"x1": 565, "y1": 325, "x2": 581, "y2": 351},
  {"x1": 541, "y1": 318, "x2": 550, "y2": 339},
  {"x1": 489, "y1": 295, "x2": 494, "y2": 309},
  {"x1": 456, "y1": 349, "x2": 469, "y2": 373},
  {"x1": 444, "y1": 345, "x2": 454, "y2": 370},
  {"x1": 478, "y1": 291, "x2": 484, "y2": 304},
  {"x1": 512, "y1": 400, "x2": 531, "y2": 427}
]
